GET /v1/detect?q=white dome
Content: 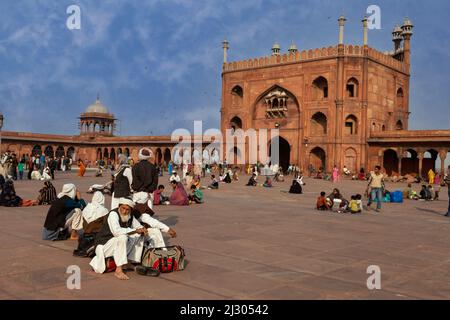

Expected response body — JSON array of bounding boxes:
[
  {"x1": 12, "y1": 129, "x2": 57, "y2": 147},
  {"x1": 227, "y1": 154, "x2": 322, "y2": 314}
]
[{"x1": 85, "y1": 98, "x2": 109, "y2": 114}]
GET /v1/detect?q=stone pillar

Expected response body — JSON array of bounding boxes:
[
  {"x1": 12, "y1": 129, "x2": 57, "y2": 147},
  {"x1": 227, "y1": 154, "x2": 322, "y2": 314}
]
[
  {"x1": 418, "y1": 152, "x2": 424, "y2": 179},
  {"x1": 398, "y1": 155, "x2": 403, "y2": 176},
  {"x1": 439, "y1": 150, "x2": 447, "y2": 176}
]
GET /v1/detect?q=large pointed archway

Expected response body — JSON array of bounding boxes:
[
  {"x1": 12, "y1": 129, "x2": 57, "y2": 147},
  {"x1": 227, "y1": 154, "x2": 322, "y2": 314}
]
[
  {"x1": 269, "y1": 136, "x2": 291, "y2": 173},
  {"x1": 383, "y1": 149, "x2": 399, "y2": 176}
]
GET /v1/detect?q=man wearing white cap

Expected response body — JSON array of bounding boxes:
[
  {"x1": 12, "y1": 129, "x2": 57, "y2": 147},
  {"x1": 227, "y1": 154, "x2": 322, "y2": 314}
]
[
  {"x1": 42, "y1": 183, "x2": 86, "y2": 241},
  {"x1": 132, "y1": 148, "x2": 158, "y2": 209},
  {"x1": 90, "y1": 197, "x2": 157, "y2": 280}
]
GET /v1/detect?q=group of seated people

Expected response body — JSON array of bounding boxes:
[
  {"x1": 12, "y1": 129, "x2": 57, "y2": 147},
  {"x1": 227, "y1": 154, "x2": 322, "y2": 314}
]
[
  {"x1": 30, "y1": 166, "x2": 52, "y2": 181},
  {"x1": 403, "y1": 183, "x2": 443, "y2": 201},
  {"x1": 0, "y1": 175, "x2": 57, "y2": 207},
  {"x1": 316, "y1": 188, "x2": 363, "y2": 214},
  {"x1": 245, "y1": 173, "x2": 274, "y2": 188},
  {"x1": 42, "y1": 184, "x2": 178, "y2": 280}
]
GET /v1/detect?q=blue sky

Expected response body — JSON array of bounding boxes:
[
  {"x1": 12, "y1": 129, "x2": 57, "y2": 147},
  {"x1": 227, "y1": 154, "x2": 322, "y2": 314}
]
[{"x1": 0, "y1": 0, "x2": 449, "y2": 136}]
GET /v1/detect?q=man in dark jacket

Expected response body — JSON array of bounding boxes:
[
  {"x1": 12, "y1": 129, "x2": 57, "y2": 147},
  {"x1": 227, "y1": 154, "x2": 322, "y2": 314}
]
[
  {"x1": 132, "y1": 148, "x2": 158, "y2": 208},
  {"x1": 42, "y1": 183, "x2": 86, "y2": 241},
  {"x1": 48, "y1": 157, "x2": 57, "y2": 180}
]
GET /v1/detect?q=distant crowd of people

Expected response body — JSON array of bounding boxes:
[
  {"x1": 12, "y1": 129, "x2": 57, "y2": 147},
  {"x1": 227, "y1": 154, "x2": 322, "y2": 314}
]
[{"x1": 1, "y1": 149, "x2": 450, "y2": 280}]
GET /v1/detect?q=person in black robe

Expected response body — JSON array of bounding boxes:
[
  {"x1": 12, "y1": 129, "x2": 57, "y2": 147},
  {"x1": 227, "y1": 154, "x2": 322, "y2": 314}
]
[
  {"x1": 246, "y1": 174, "x2": 257, "y2": 186},
  {"x1": 0, "y1": 179, "x2": 22, "y2": 207},
  {"x1": 289, "y1": 180, "x2": 303, "y2": 194}
]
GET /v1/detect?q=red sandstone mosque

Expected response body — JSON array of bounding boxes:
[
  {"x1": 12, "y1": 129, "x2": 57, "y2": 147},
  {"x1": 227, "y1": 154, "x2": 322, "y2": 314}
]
[{"x1": 1, "y1": 16, "x2": 449, "y2": 176}]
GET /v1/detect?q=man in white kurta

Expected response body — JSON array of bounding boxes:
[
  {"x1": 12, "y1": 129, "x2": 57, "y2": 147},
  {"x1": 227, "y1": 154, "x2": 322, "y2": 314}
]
[
  {"x1": 169, "y1": 172, "x2": 181, "y2": 183},
  {"x1": 132, "y1": 196, "x2": 177, "y2": 248},
  {"x1": 89, "y1": 198, "x2": 148, "y2": 280}
]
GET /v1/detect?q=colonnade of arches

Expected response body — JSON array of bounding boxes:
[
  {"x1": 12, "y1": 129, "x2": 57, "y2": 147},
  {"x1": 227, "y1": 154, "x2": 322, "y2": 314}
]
[
  {"x1": 80, "y1": 120, "x2": 114, "y2": 135},
  {"x1": 381, "y1": 148, "x2": 450, "y2": 177},
  {"x1": 31, "y1": 145, "x2": 76, "y2": 159}
]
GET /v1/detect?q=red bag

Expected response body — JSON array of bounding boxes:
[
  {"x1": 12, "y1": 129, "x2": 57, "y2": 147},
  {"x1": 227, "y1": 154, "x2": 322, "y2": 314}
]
[{"x1": 105, "y1": 257, "x2": 117, "y2": 273}]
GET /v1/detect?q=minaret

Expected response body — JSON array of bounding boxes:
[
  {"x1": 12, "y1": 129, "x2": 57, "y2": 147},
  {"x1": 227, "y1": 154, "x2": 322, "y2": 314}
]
[
  {"x1": 222, "y1": 39, "x2": 229, "y2": 64},
  {"x1": 392, "y1": 25, "x2": 403, "y2": 52},
  {"x1": 288, "y1": 42, "x2": 298, "y2": 55},
  {"x1": 338, "y1": 15, "x2": 347, "y2": 45},
  {"x1": 401, "y1": 17, "x2": 414, "y2": 65},
  {"x1": 271, "y1": 42, "x2": 281, "y2": 56},
  {"x1": 362, "y1": 16, "x2": 369, "y2": 46}
]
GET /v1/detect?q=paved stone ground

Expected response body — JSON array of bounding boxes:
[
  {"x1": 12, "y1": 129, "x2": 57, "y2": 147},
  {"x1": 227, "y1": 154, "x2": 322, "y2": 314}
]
[{"x1": 0, "y1": 170, "x2": 449, "y2": 300}]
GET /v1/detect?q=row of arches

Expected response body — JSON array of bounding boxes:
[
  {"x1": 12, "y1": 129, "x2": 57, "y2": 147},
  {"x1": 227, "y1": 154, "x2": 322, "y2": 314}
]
[
  {"x1": 31, "y1": 145, "x2": 76, "y2": 159},
  {"x1": 231, "y1": 81, "x2": 404, "y2": 108},
  {"x1": 96, "y1": 147, "x2": 130, "y2": 161},
  {"x1": 80, "y1": 121, "x2": 114, "y2": 135},
  {"x1": 372, "y1": 120, "x2": 404, "y2": 132},
  {"x1": 382, "y1": 148, "x2": 450, "y2": 176},
  {"x1": 229, "y1": 112, "x2": 359, "y2": 136}
]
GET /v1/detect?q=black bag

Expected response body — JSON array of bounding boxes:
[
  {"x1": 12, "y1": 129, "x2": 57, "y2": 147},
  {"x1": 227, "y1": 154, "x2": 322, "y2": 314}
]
[{"x1": 73, "y1": 233, "x2": 97, "y2": 258}]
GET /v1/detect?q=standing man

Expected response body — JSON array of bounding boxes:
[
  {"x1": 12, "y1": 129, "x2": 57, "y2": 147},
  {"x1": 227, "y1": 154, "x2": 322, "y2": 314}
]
[
  {"x1": 132, "y1": 148, "x2": 158, "y2": 209},
  {"x1": 49, "y1": 157, "x2": 57, "y2": 180},
  {"x1": 11, "y1": 153, "x2": 18, "y2": 180},
  {"x1": 40, "y1": 153, "x2": 46, "y2": 174},
  {"x1": 366, "y1": 165, "x2": 385, "y2": 213},
  {"x1": 444, "y1": 165, "x2": 450, "y2": 217}
]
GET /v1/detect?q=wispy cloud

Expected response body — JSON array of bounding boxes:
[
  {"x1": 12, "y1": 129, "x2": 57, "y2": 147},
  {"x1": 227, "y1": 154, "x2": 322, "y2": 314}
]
[{"x1": 0, "y1": 0, "x2": 449, "y2": 134}]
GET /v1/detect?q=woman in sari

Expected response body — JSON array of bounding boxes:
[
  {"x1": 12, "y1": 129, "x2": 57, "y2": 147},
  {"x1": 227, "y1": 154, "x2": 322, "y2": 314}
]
[
  {"x1": 332, "y1": 165, "x2": 340, "y2": 183},
  {"x1": 77, "y1": 159, "x2": 86, "y2": 177},
  {"x1": 169, "y1": 181, "x2": 189, "y2": 206},
  {"x1": 428, "y1": 169, "x2": 435, "y2": 185}
]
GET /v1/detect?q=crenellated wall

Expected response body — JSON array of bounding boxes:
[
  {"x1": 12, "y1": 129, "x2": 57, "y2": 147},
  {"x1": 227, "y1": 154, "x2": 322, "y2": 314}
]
[{"x1": 223, "y1": 45, "x2": 408, "y2": 75}]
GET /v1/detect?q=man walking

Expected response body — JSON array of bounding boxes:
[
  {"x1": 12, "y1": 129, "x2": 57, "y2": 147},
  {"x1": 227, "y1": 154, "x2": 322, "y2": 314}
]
[{"x1": 366, "y1": 165, "x2": 385, "y2": 213}]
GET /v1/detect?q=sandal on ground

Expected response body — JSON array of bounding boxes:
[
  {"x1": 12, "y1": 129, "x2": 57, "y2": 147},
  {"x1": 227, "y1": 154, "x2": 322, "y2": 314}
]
[{"x1": 135, "y1": 266, "x2": 160, "y2": 277}]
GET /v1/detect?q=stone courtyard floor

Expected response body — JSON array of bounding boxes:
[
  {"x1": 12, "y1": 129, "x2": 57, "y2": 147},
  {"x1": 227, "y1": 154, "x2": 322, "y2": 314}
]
[{"x1": 0, "y1": 170, "x2": 449, "y2": 300}]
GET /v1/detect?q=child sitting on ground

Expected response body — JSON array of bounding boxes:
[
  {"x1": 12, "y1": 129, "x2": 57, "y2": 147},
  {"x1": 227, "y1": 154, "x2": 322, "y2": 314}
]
[
  {"x1": 316, "y1": 192, "x2": 330, "y2": 211},
  {"x1": 403, "y1": 183, "x2": 418, "y2": 200},
  {"x1": 263, "y1": 176, "x2": 273, "y2": 188},
  {"x1": 246, "y1": 174, "x2": 258, "y2": 187},
  {"x1": 349, "y1": 194, "x2": 362, "y2": 214},
  {"x1": 419, "y1": 185, "x2": 432, "y2": 201},
  {"x1": 207, "y1": 175, "x2": 219, "y2": 190},
  {"x1": 153, "y1": 185, "x2": 170, "y2": 205},
  {"x1": 189, "y1": 185, "x2": 204, "y2": 204},
  {"x1": 428, "y1": 185, "x2": 435, "y2": 201}
]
